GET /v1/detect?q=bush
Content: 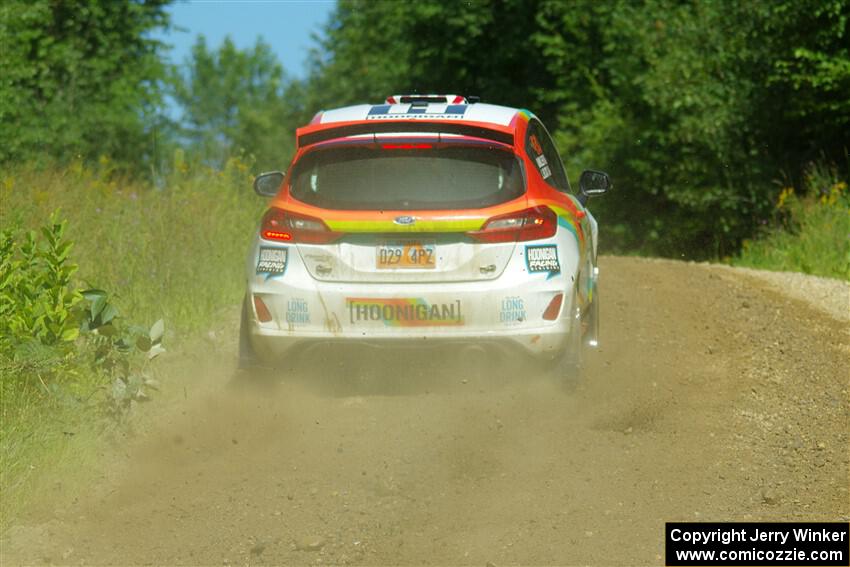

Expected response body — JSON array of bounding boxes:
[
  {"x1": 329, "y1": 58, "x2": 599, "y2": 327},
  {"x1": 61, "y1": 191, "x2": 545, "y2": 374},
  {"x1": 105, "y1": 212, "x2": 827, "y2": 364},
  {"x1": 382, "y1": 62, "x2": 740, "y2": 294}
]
[
  {"x1": 0, "y1": 154, "x2": 263, "y2": 333},
  {"x1": 0, "y1": 214, "x2": 81, "y2": 351},
  {"x1": 1, "y1": 156, "x2": 263, "y2": 526},
  {"x1": 734, "y1": 163, "x2": 850, "y2": 280},
  {"x1": 0, "y1": 214, "x2": 164, "y2": 415}
]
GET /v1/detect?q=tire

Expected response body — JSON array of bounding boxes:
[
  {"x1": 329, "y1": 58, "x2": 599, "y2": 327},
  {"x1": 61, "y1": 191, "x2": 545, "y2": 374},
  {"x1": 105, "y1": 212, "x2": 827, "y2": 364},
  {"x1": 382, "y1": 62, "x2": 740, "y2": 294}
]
[
  {"x1": 564, "y1": 294, "x2": 584, "y2": 385},
  {"x1": 543, "y1": 290, "x2": 583, "y2": 390},
  {"x1": 585, "y1": 287, "x2": 599, "y2": 348},
  {"x1": 238, "y1": 295, "x2": 259, "y2": 370},
  {"x1": 232, "y1": 296, "x2": 281, "y2": 389}
]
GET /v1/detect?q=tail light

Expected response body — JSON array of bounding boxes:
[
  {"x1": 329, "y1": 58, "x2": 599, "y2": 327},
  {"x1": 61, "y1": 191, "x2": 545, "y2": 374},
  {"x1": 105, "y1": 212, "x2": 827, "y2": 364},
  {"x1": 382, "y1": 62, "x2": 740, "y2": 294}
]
[
  {"x1": 253, "y1": 295, "x2": 273, "y2": 323},
  {"x1": 542, "y1": 293, "x2": 564, "y2": 321},
  {"x1": 260, "y1": 208, "x2": 341, "y2": 244},
  {"x1": 468, "y1": 206, "x2": 557, "y2": 243}
]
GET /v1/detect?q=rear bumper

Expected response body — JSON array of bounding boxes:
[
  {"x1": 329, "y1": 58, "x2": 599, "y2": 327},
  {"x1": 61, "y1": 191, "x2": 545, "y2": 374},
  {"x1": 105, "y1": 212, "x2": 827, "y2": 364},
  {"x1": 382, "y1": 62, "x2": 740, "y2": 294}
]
[
  {"x1": 246, "y1": 228, "x2": 584, "y2": 363},
  {"x1": 249, "y1": 320, "x2": 572, "y2": 364},
  {"x1": 247, "y1": 277, "x2": 576, "y2": 362}
]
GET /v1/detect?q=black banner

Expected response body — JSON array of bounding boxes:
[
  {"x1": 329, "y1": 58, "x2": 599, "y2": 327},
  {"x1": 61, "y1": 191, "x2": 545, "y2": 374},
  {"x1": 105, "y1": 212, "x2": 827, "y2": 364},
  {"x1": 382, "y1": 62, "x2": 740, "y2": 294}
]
[{"x1": 666, "y1": 522, "x2": 849, "y2": 566}]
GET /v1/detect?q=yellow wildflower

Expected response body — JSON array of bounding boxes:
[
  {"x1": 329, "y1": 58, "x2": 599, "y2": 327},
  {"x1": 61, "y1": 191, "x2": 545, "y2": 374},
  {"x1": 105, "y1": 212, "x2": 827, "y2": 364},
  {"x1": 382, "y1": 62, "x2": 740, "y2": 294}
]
[{"x1": 776, "y1": 187, "x2": 794, "y2": 209}]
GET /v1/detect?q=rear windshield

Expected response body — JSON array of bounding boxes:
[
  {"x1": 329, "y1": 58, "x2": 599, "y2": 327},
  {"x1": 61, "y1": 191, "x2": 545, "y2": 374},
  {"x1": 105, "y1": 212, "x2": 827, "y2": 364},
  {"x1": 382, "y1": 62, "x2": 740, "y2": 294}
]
[{"x1": 289, "y1": 145, "x2": 525, "y2": 210}]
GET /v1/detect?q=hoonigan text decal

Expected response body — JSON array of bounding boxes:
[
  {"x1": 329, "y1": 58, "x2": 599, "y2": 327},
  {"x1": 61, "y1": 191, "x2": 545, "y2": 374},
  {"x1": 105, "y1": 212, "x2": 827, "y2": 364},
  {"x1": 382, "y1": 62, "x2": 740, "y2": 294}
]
[{"x1": 346, "y1": 298, "x2": 463, "y2": 327}]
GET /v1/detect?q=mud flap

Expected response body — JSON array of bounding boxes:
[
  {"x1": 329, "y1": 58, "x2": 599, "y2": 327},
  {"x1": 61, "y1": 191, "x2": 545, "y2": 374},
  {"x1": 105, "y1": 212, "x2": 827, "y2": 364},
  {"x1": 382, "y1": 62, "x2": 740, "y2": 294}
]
[
  {"x1": 232, "y1": 296, "x2": 282, "y2": 390},
  {"x1": 562, "y1": 292, "x2": 584, "y2": 388},
  {"x1": 238, "y1": 295, "x2": 259, "y2": 370},
  {"x1": 584, "y1": 288, "x2": 599, "y2": 348},
  {"x1": 535, "y1": 291, "x2": 583, "y2": 390}
]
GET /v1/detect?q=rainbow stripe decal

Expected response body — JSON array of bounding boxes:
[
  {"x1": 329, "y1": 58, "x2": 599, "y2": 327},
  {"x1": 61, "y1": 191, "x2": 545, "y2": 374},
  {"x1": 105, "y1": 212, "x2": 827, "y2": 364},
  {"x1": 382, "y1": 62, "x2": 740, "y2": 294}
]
[
  {"x1": 321, "y1": 205, "x2": 583, "y2": 241},
  {"x1": 549, "y1": 204, "x2": 583, "y2": 244},
  {"x1": 346, "y1": 297, "x2": 464, "y2": 327},
  {"x1": 325, "y1": 217, "x2": 485, "y2": 233},
  {"x1": 280, "y1": 198, "x2": 585, "y2": 254}
]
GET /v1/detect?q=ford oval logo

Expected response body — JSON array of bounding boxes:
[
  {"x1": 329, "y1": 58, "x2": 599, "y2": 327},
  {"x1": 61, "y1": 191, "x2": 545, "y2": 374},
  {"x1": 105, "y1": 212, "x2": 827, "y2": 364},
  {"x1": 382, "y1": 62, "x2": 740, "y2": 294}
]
[{"x1": 394, "y1": 215, "x2": 416, "y2": 225}]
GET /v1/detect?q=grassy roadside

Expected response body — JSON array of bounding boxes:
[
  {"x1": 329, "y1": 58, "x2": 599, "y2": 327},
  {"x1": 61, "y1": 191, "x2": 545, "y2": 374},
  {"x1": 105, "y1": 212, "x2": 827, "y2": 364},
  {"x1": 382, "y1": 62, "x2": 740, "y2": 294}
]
[
  {"x1": 1, "y1": 155, "x2": 263, "y2": 328},
  {"x1": 0, "y1": 156, "x2": 265, "y2": 529},
  {"x1": 733, "y1": 165, "x2": 850, "y2": 281}
]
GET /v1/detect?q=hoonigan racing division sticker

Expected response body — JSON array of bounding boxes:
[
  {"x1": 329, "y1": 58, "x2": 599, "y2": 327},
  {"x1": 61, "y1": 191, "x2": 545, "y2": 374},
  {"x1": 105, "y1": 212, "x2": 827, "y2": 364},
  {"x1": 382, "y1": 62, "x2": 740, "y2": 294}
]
[
  {"x1": 257, "y1": 246, "x2": 288, "y2": 277},
  {"x1": 346, "y1": 298, "x2": 463, "y2": 327},
  {"x1": 526, "y1": 245, "x2": 561, "y2": 278}
]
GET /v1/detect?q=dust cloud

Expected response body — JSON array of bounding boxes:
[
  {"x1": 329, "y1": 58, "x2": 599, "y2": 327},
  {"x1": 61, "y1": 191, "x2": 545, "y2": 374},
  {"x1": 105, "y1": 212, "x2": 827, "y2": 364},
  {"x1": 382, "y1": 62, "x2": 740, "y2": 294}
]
[{"x1": 3, "y1": 257, "x2": 847, "y2": 565}]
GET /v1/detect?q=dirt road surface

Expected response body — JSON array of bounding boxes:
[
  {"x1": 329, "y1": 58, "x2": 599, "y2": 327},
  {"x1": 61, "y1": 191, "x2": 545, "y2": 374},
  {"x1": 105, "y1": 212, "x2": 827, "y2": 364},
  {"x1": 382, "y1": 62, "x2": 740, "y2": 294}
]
[{"x1": 3, "y1": 257, "x2": 848, "y2": 565}]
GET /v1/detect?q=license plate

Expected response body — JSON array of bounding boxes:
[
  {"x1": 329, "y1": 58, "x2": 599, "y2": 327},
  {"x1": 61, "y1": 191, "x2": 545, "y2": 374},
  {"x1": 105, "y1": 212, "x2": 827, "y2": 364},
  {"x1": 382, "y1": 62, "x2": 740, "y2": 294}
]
[{"x1": 376, "y1": 241, "x2": 436, "y2": 269}]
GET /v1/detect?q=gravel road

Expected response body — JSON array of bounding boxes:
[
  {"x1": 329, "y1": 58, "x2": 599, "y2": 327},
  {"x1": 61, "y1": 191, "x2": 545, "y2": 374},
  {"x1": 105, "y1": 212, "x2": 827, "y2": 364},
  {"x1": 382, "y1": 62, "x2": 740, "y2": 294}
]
[{"x1": 3, "y1": 256, "x2": 848, "y2": 566}]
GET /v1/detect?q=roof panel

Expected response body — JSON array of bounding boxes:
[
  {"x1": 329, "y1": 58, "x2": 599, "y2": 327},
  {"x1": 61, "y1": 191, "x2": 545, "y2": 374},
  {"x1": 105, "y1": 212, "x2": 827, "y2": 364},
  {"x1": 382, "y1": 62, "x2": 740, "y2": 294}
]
[{"x1": 318, "y1": 102, "x2": 519, "y2": 127}]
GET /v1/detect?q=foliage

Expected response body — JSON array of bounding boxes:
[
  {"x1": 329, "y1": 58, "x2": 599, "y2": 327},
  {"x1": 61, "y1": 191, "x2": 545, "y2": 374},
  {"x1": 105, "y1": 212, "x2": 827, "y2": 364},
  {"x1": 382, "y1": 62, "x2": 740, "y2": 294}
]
[
  {"x1": 168, "y1": 35, "x2": 302, "y2": 171},
  {"x1": 303, "y1": 0, "x2": 556, "y2": 118},
  {"x1": 0, "y1": 157, "x2": 264, "y2": 526},
  {"x1": 0, "y1": 214, "x2": 81, "y2": 351},
  {"x1": 300, "y1": 0, "x2": 850, "y2": 259},
  {"x1": 0, "y1": 155, "x2": 263, "y2": 337},
  {"x1": 0, "y1": 268, "x2": 164, "y2": 530},
  {"x1": 0, "y1": 214, "x2": 165, "y2": 410},
  {"x1": 734, "y1": 164, "x2": 850, "y2": 280},
  {"x1": 0, "y1": 0, "x2": 172, "y2": 171},
  {"x1": 75, "y1": 289, "x2": 165, "y2": 420},
  {"x1": 4, "y1": 0, "x2": 846, "y2": 258}
]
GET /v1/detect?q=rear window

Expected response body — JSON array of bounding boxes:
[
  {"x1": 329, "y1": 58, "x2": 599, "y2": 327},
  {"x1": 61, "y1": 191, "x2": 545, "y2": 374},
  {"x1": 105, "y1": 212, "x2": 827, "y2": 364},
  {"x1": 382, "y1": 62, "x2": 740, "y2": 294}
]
[{"x1": 289, "y1": 144, "x2": 525, "y2": 210}]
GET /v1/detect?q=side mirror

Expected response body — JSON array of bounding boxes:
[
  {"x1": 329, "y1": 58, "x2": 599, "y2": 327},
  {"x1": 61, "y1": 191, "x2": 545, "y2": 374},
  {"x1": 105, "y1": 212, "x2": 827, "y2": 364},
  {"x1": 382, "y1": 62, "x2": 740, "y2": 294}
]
[
  {"x1": 253, "y1": 171, "x2": 284, "y2": 197},
  {"x1": 578, "y1": 169, "x2": 611, "y2": 204}
]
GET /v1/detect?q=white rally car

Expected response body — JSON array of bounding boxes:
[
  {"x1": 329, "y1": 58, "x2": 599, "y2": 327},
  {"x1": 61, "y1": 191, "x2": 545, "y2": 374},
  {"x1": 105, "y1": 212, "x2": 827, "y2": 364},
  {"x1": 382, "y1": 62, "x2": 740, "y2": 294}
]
[{"x1": 241, "y1": 94, "x2": 610, "y2": 382}]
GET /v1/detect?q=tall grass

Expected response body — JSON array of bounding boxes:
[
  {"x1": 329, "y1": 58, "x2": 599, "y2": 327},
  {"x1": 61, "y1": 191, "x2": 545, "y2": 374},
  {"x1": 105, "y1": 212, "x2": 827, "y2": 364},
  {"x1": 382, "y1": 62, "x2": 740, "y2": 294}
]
[
  {"x1": 734, "y1": 164, "x2": 850, "y2": 281},
  {"x1": 1, "y1": 154, "x2": 264, "y2": 332},
  {"x1": 0, "y1": 154, "x2": 266, "y2": 528}
]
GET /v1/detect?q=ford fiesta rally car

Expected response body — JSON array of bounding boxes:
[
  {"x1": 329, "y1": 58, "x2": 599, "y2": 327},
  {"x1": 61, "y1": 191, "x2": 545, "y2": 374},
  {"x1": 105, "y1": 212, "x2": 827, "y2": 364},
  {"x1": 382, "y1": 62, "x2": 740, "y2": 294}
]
[{"x1": 240, "y1": 94, "x2": 610, "y2": 381}]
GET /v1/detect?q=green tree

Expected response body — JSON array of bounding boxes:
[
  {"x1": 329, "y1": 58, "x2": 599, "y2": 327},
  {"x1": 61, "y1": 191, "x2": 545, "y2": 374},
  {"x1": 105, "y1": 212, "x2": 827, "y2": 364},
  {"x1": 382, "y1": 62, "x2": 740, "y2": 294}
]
[
  {"x1": 302, "y1": 0, "x2": 849, "y2": 258},
  {"x1": 757, "y1": 0, "x2": 850, "y2": 176},
  {"x1": 0, "y1": 0, "x2": 172, "y2": 170},
  {"x1": 529, "y1": 0, "x2": 850, "y2": 256},
  {"x1": 304, "y1": 0, "x2": 558, "y2": 121},
  {"x1": 541, "y1": 0, "x2": 775, "y2": 256},
  {"x1": 169, "y1": 35, "x2": 301, "y2": 171}
]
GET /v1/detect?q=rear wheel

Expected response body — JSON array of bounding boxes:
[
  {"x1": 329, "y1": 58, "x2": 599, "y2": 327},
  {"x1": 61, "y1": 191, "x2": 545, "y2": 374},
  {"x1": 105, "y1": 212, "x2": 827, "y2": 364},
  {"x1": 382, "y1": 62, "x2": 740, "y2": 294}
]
[
  {"x1": 232, "y1": 296, "x2": 282, "y2": 389},
  {"x1": 585, "y1": 287, "x2": 599, "y2": 348},
  {"x1": 238, "y1": 295, "x2": 259, "y2": 370},
  {"x1": 562, "y1": 296, "x2": 584, "y2": 388},
  {"x1": 542, "y1": 290, "x2": 583, "y2": 390}
]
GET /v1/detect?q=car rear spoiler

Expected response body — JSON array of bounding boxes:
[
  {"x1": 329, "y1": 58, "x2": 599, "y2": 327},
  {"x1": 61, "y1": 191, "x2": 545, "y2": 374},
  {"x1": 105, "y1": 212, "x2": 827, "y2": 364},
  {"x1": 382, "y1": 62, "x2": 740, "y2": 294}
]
[{"x1": 296, "y1": 121, "x2": 514, "y2": 148}]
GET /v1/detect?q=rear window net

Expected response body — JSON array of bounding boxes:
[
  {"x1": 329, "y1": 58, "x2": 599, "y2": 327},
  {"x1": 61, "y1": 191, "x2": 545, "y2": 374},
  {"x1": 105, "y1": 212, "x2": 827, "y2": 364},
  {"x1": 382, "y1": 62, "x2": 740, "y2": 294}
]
[{"x1": 289, "y1": 145, "x2": 525, "y2": 211}]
